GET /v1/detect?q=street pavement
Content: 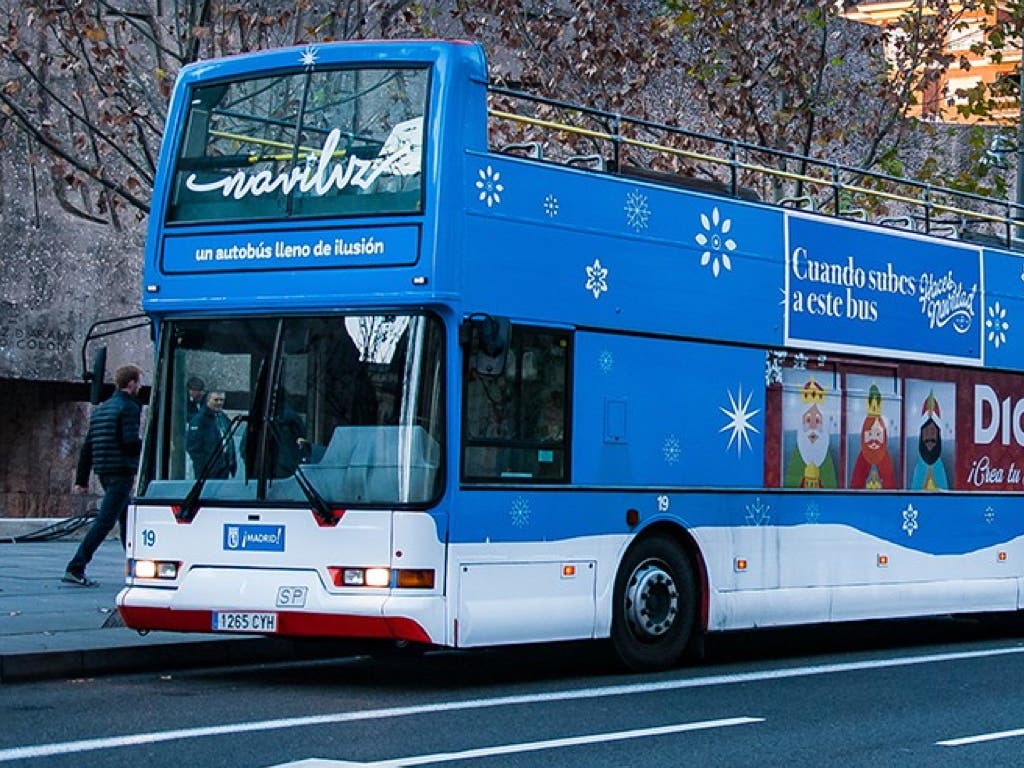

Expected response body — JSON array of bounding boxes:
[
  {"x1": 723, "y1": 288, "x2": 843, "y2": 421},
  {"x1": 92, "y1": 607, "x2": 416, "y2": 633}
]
[{"x1": 0, "y1": 537, "x2": 348, "y2": 684}]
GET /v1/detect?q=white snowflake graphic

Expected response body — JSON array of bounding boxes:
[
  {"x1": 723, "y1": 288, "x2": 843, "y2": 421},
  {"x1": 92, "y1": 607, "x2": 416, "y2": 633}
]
[
  {"x1": 902, "y1": 504, "x2": 919, "y2": 537},
  {"x1": 624, "y1": 189, "x2": 650, "y2": 231},
  {"x1": 804, "y1": 502, "x2": 820, "y2": 524},
  {"x1": 299, "y1": 44, "x2": 318, "y2": 67},
  {"x1": 475, "y1": 165, "x2": 504, "y2": 208},
  {"x1": 585, "y1": 258, "x2": 609, "y2": 299},
  {"x1": 695, "y1": 206, "x2": 737, "y2": 278},
  {"x1": 598, "y1": 349, "x2": 614, "y2": 374},
  {"x1": 663, "y1": 434, "x2": 681, "y2": 464},
  {"x1": 765, "y1": 350, "x2": 787, "y2": 386},
  {"x1": 984, "y1": 506, "x2": 996, "y2": 524},
  {"x1": 746, "y1": 497, "x2": 771, "y2": 526},
  {"x1": 510, "y1": 497, "x2": 531, "y2": 528},
  {"x1": 986, "y1": 301, "x2": 1009, "y2": 349},
  {"x1": 720, "y1": 385, "x2": 761, "y2": 457},
  {"x1": 543, "y1": 194, "x2": 559, "y2": 217}
]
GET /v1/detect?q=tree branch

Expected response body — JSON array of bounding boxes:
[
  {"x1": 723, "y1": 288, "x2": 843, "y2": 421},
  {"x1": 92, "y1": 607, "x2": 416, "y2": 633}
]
[
  {"x1": 0, "y1": 91, "x2": 151, "y2": 213},
  {"x1": 6, "y1": 52, "x2": 156, "y2": 186}
]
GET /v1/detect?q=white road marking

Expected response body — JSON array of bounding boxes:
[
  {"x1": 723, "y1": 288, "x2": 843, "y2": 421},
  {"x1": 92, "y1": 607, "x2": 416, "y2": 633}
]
[
  {"x1": 2, "y1": 644, "x2": 1023, "y2": 762},
  {"x1": 937, "y1": 726, "x2": 1024, "y2": 747},
  {"x1": 268, "y1": 717, "x2": 765, "y2": 768}
]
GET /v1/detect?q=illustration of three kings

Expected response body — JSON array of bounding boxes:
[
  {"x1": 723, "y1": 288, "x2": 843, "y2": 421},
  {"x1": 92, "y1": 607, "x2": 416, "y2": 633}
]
[{"x1": 784, "y1": 374, "x2": 950, "y2": 490}]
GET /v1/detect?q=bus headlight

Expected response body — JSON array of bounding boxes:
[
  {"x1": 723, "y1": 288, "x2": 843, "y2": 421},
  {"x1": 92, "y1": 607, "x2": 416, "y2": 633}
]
[
  {"x1": 364, "y1": 567, "x2": 390, "y2": 587},
  {"x1": 327, "y1": 567, "x2": 434, "y2": 589},
  {"x1": 328, "y1": 566, "x2": 390, "y2": 587},
  {"x1": 132, "y1": 559, "x2": 180, "y2": 580}
]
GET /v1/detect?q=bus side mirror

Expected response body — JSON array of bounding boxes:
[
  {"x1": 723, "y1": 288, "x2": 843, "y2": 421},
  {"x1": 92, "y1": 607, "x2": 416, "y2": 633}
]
[
  {"x1": 87, "y1": 346, "x2": 108, "y2": 405},
  {"x1": 461, "y1": 315, "x2": 510, "y2": 376}
]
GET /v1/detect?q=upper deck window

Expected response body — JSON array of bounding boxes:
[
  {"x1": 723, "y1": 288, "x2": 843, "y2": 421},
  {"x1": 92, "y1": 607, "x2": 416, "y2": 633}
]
[{"x1": 168, "y1": 66, "x2": 428, "y2": 224}]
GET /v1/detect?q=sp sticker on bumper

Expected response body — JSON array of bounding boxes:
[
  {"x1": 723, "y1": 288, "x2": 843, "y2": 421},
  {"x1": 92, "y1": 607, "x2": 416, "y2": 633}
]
[{"x1": 276, "y1": 586, "x2": 308, "y2": 607}]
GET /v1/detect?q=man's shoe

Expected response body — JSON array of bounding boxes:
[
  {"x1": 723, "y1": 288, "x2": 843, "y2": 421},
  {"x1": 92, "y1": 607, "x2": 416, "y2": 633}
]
[{"x1": 61, "y1": 571, "x2": 98, "y2": 587}]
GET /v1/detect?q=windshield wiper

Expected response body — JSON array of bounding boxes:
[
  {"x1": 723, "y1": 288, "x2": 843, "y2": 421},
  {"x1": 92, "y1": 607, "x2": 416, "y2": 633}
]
[
  {"x1": 293, "y1": 463, "x2": 338, "y2": 525},
  {"x1": 176, "y1": 414, "x2": 247, "y2": 522}
]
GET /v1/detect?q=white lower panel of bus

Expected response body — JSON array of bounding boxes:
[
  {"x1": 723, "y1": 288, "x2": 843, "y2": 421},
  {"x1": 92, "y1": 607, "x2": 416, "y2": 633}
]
[
  {"x1": 697, "y1": 523, "x2": 1024, "y2": 631},
  {"x1": 455, "y1": 560, "x2": 597, "y2": 647},
  {"x1": 448, "y1": 535, "x2": 628, "y2": 648},
  {"x1": 711, "y1": 578, "x2": 1021, "y2": 631}
]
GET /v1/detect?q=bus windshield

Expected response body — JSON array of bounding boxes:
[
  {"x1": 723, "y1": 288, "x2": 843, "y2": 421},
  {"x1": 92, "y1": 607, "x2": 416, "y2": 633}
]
[
  {"x1": 140, "y1": 313, "x2": 444, "y2": 507},
  {"x1": 168, "y1": 66, "x2": 429, "y2": 224}
]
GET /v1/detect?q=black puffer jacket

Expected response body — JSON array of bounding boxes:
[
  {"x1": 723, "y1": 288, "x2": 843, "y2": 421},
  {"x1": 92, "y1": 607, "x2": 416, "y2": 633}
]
[{"x1": 75, "y1": 390, "x2": 142, "y2": 484}]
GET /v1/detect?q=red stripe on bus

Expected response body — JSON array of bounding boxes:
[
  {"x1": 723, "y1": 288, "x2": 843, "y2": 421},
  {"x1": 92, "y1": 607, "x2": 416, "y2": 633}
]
[{"x1": 118, "y1": 606, "x2": 431, "y2": 644}]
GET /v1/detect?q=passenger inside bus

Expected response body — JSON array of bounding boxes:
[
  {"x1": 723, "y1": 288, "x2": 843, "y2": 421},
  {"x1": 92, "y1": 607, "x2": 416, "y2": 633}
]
[
  {"x1": 267, "y1": 398, "x2": 309, "y2": 478},
  {"x1": 186, "y1": 390, "x2": 238, "y2": 479},
  {"x1": 315, "y1": 328, "x2": 379, "y2": 439}
]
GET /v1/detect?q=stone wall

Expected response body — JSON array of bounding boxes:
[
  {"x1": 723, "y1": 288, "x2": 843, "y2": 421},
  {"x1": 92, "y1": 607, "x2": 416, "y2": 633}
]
[
  {"x1": 0, "y1": 148, "x2": 153, "y2": 518},
  {"x1": 0, "y1": 190, "x2": 151, "y2": 381},
  {"x1": 0, "y1": 379, "x2": 96, "y2": 518}
]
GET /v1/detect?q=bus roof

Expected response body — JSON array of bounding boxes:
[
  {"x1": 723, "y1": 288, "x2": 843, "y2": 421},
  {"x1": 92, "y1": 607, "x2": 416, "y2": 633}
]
[{"x1": 174, "y1": 39, "x2": 486, "y2": 86}]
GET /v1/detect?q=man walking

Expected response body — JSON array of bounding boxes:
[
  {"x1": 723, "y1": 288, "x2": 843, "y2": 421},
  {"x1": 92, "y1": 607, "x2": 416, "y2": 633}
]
[{"x1": 63, "y1": 364, "x2": 144, "y2": 587}]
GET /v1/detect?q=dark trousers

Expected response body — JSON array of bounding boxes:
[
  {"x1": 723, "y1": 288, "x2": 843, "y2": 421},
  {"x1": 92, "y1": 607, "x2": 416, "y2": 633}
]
[{"x1": 66, "y1": 474, "x2": 133, "y2": 575}]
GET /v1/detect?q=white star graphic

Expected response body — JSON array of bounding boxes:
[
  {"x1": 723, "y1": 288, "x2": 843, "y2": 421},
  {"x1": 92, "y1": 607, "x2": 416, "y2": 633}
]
[
  {"x1": 299, "y1": 45, "x2": 318, "y2": 68},
  {"x1": 719, "y1": 384, "x2": 760, "y2": 457}
]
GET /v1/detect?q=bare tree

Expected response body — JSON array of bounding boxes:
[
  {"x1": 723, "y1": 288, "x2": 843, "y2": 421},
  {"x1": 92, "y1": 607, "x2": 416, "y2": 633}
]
[
  {"x1": 455, "y1": 0, "x2": 678, "y2": 112},
  {"x1": 664, "y1": 1, "x2": 973, "y2": 189},
  {"x1": 0, "y1": 0, "x2": 969, "y2": 226},
  {"x1": 0, "y1": 0, "x2": 423, "y2": 226}
]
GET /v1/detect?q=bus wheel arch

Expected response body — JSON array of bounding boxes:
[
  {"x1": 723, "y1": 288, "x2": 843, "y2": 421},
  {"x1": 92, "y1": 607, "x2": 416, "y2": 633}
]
[{"x1": 610, "y1": 523, "x2": 705, "y2": 671}]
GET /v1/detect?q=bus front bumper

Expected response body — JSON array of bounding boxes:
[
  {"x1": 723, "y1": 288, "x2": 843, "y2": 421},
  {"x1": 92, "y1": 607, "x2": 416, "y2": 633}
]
[{"x1": 117, "y1": 569, "x2": 442, "y2": 645}]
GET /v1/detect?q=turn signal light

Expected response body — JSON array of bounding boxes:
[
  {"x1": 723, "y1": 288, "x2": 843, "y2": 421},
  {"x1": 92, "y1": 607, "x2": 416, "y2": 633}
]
[{"x1": 396, "y1": 569, "x2": 435, "y2": 588}]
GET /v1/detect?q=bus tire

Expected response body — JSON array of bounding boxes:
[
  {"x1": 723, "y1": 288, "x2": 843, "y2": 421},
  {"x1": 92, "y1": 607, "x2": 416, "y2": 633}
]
[{"x1": 611, "y1": 535, "x2": 697, "y2": 672}]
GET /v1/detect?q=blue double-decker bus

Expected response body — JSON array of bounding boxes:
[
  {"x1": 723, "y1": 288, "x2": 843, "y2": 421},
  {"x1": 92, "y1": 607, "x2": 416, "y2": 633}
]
[{"x1": 120, "y1": 39, "x2": 1024, "y2": 670}]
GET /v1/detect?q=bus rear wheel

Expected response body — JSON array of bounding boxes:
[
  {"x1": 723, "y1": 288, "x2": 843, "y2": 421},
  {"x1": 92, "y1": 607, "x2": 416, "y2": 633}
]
[{"x1": 611, "y1": 535, "x2": 697, "y2": 672}]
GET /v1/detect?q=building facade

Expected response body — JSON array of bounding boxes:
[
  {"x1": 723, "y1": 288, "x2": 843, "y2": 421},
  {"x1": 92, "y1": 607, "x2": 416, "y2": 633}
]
[{"x1": 844, "y1": 1, "x2": 1021, "y2": 123}]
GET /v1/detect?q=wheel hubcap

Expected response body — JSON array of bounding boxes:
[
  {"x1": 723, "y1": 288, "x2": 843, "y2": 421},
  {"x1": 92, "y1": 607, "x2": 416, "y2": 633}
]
[{"x1": 625, "y1": 559, "x2": 679, "y2": 640}]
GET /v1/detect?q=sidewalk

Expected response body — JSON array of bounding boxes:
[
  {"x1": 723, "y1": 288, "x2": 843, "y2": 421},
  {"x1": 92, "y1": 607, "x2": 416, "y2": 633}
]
[{"x1": 0, "y1": 539, "x2": 349, "y2": 683}]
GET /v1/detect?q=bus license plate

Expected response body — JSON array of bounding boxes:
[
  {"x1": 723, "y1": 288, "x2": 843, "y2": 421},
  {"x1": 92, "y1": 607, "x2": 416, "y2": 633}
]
[{"x1": 212, "y1": 611, "x2": 277, "y2": 633}]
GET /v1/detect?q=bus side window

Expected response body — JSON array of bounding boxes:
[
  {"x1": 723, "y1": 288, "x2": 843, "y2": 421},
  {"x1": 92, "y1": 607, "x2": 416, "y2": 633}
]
[{"x1": 462, "y1": 325, "x2": 571, "y2": 482}]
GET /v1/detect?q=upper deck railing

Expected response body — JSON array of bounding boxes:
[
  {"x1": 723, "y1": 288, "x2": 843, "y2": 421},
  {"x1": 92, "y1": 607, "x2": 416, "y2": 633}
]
[{"x1": 487, "y1": 85, "x2": 1020, "y2": 250}]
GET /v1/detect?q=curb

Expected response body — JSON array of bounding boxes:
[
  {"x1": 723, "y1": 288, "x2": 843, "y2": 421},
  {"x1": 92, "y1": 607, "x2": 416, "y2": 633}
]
[
  {"x1": 0, "y1": 636, "x2": 365, "y2": 684},
  {"x1": 0, "y1": 517, "x2": 99, "y2": 543}
]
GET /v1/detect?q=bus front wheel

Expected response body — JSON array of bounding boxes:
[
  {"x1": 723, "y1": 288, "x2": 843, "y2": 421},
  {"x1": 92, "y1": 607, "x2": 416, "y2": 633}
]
[{"x1": 611, "y1": 535, "x2": 697, "y2": 671}]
